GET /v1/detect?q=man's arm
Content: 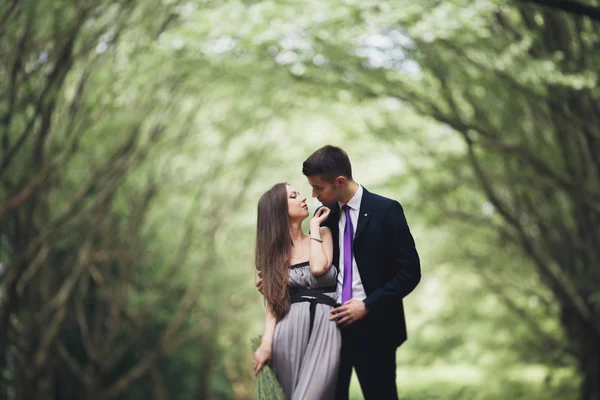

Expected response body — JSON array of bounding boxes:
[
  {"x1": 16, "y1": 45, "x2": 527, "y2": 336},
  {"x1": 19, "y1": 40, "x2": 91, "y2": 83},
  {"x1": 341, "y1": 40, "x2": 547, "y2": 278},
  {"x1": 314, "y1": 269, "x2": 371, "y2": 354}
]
[{"x1": 362, "y1": 200, "x2": 421, "y2": 313}]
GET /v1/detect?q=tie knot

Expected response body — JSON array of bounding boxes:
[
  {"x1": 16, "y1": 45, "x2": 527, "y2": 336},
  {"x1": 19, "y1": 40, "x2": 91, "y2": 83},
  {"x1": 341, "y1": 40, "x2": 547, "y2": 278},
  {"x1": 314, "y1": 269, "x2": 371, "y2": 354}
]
[{"x1": 342, "y1": 204, "x2": 351, "y2": 216}]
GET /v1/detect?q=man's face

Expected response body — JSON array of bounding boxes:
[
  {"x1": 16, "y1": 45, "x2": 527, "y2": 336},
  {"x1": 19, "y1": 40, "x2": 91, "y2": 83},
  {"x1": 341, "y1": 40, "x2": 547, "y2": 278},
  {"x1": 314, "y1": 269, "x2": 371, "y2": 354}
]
[{"x1": 306, "y1": 174, "x2": 340, "y2": 205}]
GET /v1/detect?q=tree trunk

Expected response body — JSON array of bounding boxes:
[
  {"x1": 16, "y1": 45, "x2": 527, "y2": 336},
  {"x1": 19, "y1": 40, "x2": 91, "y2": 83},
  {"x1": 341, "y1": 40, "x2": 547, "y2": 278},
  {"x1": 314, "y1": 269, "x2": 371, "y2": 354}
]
[
  {"x1": 579, "y1": 330, "x2": 600, "y2": 400},
  {"x1": 80, "y1": 363, "x2": 102, "y2": 400},
  {"x1": 560, "y1": 303, "x2": 600, "y2": 400},
  {"x1": 35, "y1": 365, "x2": 54, "y2": 400},
  {"x1": 196, "y1": 335, "x2": 215, "y2": 400}
]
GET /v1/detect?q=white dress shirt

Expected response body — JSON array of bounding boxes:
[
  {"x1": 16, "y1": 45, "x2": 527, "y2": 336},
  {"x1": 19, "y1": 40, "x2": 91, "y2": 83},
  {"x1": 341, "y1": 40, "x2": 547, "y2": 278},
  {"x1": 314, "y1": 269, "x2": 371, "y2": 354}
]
[{"x1": 336, "y1": 184, "x2": 367, "y2": 303}]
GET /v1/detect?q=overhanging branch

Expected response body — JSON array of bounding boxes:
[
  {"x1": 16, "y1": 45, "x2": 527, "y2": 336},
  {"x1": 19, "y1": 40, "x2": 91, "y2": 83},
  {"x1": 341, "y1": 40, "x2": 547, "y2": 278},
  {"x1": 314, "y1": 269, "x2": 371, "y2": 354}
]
[{"x1": 517, "y1": 0, "x2": 600, "y2": 22}]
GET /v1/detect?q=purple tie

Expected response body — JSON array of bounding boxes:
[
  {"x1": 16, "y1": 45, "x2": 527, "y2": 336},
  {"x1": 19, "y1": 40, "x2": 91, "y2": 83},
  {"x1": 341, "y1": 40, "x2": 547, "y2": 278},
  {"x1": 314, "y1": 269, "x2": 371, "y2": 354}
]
[{"x1": 342, "y1": 205, "x2": 354, "y2": 303}]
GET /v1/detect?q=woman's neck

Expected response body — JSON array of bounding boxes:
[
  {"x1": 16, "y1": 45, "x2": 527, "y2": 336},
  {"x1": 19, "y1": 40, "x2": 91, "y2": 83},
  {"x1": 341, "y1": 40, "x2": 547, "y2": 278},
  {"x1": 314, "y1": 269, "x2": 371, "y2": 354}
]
[{"x1": 289, "y1": 221, "x2": 305, "y2": 244}]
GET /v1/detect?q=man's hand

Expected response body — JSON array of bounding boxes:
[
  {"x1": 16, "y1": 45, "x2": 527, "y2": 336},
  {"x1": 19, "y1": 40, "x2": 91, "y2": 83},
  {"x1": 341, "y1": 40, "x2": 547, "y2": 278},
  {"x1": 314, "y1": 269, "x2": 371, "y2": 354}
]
[
  {"x1": 256, "y1": 271, "x2": 263, "y2": 294},
  {"x1": 330, "y1": 299, "x2": 369, "y2": 327}
]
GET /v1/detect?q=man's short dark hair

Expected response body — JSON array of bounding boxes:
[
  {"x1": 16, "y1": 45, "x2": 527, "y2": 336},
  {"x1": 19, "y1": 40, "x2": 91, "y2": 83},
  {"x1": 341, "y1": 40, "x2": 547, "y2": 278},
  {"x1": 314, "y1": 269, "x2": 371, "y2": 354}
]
[{"x1": 302, "y1": 145, "x2": 353, "y2": 183}]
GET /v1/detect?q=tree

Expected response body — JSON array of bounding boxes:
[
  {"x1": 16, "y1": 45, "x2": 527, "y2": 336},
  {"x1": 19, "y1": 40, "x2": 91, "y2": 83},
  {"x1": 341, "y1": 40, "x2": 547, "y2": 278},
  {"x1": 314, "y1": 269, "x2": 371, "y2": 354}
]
[
  {"x1": 517, "y1": 0, "x2": 600, "y2": 22},
  {"x1": 224, "y1": 0, "x2": 600, "y2": 397},
  {"x1": 0, "y1": 0, "x2": 278, "y2": 398}
]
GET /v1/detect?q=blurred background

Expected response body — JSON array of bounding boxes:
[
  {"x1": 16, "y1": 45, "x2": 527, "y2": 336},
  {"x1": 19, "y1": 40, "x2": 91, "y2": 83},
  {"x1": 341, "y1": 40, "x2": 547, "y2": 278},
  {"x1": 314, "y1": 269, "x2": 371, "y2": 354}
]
[{"x1": 1, "y1": 0, "x2": 599, "y2": 399}]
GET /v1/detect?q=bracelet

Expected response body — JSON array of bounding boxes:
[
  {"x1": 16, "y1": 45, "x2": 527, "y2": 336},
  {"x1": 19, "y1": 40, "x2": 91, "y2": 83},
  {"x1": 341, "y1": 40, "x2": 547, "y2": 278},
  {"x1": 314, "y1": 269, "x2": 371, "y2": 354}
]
[{"x1": 310, "y1": 237, "x2": 323, "y2": 243}]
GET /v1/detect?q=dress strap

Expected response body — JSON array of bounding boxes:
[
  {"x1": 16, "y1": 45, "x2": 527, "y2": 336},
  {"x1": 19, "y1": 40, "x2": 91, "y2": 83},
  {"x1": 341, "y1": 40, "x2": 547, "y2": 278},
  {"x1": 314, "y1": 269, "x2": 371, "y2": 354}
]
[{"x1": 290, "y1": 261, "x2": 310, "y2": 269}]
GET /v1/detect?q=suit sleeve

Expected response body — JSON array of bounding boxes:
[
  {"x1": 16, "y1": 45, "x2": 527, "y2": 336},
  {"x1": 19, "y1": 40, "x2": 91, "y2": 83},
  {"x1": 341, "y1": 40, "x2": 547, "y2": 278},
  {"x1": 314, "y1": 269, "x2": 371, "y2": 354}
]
[
  {"x1": 362, "y1": 200, "x2": 421, "y2": 312},
  {"x1": 315, "y1": 205, "x2": 336, "y2": 230}
]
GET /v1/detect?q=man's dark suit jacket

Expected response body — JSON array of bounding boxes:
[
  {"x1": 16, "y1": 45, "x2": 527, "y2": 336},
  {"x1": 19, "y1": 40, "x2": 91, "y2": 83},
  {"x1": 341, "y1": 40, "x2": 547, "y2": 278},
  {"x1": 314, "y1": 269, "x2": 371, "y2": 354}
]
[{"x1": 323, "y1": 187, "x2": 421, "y2": 347}]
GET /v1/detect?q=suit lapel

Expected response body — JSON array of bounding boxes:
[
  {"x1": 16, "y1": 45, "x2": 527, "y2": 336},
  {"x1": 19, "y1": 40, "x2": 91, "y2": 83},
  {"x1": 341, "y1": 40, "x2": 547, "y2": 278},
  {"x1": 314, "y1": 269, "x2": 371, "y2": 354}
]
[
  {"x1": 326, "y1": 203, "x2": 341, "y2": 269},
  {"x1": 327, "y1": 202, "x2": 340, "y2": 230},
  {"x1": 354, "y1": 188, "x2": 372, "y2": 241}
]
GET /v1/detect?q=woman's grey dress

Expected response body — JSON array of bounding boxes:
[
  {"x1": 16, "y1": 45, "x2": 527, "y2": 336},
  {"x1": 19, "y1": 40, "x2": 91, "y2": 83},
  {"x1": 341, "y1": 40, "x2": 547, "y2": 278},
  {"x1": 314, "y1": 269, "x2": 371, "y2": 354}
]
[{"x1": 270, "y1": 262, "x2": 341, "y2": 400}]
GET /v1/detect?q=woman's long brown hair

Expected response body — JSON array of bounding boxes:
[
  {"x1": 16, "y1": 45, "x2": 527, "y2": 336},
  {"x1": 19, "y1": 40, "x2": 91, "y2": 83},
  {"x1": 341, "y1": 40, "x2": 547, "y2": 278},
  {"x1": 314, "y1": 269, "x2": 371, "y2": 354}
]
[{"x1": 255, "y1": 183, "x2": 291, "y2": 321}]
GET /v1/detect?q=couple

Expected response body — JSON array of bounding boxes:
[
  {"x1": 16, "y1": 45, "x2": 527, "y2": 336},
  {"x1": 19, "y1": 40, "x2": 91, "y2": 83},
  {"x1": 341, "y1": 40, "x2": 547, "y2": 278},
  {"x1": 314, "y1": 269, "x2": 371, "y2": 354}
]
[{"x1": 253, "y1": 145, "x2": 421, "y2": 399}]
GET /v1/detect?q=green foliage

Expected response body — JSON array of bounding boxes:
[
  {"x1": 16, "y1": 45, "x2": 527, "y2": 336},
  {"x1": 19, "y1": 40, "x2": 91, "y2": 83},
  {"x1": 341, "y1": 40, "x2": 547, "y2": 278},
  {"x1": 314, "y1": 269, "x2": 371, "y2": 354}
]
[
  {"x1": 250, "y1": 336, "x2": 285, "y2": 400},
  {"x1": 1, "y1": 0, "x2": 598, "y2": 398}
]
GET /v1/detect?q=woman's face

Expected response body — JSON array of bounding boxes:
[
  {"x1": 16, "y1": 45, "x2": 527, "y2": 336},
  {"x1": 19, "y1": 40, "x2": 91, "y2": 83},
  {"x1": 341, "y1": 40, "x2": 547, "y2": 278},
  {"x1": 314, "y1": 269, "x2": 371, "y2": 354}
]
[{"x1": 286, "y1": 185, "x2": 309, "y2": 220}]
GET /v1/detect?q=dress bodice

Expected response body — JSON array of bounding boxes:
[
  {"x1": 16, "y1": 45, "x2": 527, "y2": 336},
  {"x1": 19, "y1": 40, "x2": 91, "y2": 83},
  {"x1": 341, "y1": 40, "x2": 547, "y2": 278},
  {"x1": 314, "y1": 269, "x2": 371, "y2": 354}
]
[{"x1": 288, "y1": 262, "x2": 337, "y2": 292}]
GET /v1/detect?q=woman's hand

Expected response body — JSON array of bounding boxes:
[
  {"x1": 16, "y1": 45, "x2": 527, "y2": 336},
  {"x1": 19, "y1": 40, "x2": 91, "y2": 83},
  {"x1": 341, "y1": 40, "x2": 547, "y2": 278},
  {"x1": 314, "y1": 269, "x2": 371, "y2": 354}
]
[
  {"x1": 253, "y1": 343, "x2": 272, "y2": 376},
  {"x1": 311, "y1": 206, "x2": 330, "y2": 227}
]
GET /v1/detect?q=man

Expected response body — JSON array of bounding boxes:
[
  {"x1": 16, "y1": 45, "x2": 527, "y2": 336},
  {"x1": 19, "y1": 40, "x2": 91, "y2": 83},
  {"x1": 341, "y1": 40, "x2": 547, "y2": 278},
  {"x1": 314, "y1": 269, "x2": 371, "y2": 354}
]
[{"x1": 258, "y1": 145, "x2": 421, "y2": 399}]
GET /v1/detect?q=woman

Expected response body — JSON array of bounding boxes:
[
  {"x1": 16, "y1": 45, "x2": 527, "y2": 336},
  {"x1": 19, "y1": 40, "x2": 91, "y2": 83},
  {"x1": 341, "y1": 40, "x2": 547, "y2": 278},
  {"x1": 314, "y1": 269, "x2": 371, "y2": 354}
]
[{"x1": 253, "y1": 183, "x2": 341, "y2": 400}]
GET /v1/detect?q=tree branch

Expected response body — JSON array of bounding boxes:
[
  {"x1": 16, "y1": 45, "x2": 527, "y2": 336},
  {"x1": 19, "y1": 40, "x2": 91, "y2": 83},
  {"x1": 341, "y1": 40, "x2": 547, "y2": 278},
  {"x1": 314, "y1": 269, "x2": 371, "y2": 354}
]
[
  {"x1": 0, "y1": 0, "x2": 20, "y2": 39},
  {"x1": 517, "y1": 0, "x2": 600, "y2": 22}
]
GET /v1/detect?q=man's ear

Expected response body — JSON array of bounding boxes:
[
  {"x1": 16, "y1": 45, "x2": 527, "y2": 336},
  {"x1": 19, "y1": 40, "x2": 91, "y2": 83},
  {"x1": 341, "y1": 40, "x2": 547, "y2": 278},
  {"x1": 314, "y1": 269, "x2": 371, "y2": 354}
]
[{"x1": 335, "y1": 176, "x2": 347, "y2": 187}]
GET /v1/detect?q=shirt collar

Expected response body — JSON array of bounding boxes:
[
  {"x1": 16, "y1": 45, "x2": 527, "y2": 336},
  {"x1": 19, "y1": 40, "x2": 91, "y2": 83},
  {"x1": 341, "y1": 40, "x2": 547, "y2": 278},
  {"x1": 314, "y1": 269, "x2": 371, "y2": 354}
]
[{"x1": 338, "y1": 184, "x2": 363, "y2": 212}]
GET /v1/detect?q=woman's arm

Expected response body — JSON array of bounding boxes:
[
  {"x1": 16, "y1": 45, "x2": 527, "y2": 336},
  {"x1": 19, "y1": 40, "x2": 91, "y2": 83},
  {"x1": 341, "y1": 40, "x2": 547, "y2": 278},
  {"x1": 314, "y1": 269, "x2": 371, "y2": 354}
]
[
  {"x1": 253, "y1": 305, "x2": 277, "y2": 375},
  {"x1": 309, "y1": 225, "x2": 334, "y2": 276},
  {"x1": 261, "y1": 305, "x2": 277, "y2": 348}
]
